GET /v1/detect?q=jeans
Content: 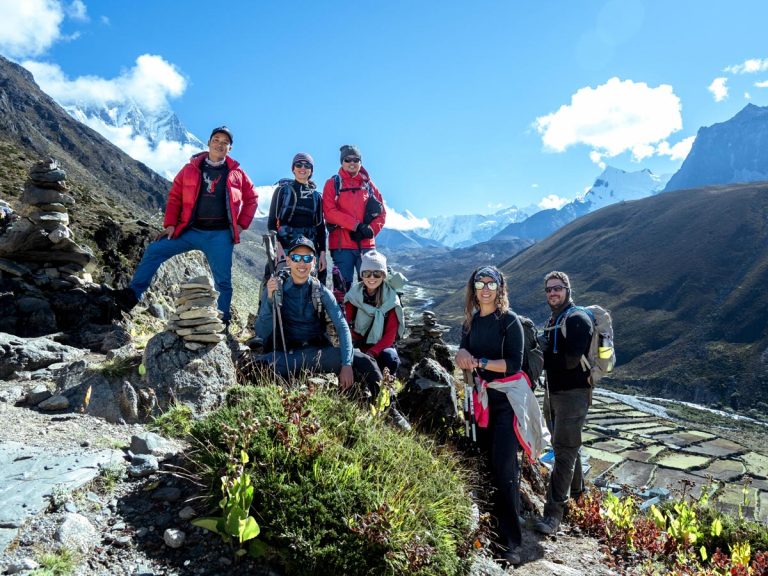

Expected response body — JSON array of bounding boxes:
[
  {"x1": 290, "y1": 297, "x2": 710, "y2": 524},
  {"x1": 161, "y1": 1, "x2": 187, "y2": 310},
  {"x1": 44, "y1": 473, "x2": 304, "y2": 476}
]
[
  {"x1": 375, "y1": 348, "x2": 400, "y2": 377},
  {"x1": 257, "y1": 345, "x2": 382, "y2": 400},
  {"x1": 129, "y1": 228, "x2": 234, "y2": 321},
  {"x1": 331, "y1": 248, "x2": 371, "y2": 286},
  {"x1": 478, "y1": 388, "x2": 522, "y2": 550},
  {"x1": 542, "y1": 387, "x2": 591, "y2": 521}
]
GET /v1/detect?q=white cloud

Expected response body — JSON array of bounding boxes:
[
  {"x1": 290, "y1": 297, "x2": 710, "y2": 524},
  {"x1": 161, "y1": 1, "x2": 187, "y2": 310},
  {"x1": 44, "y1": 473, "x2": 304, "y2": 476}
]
[
  {"x1": 383, "y1": 205, "x2": 430, "y2": 231},
  {"x1": 725, "y1": 58, "x2": 768, "y2": 74},
  {"x1": 530, "y1": 183, "x2": 539, "y2": 188},
  {"x1": 534, "y1": 77, "x2": 682, "y2": 165},
  {"x1": 708, "y1": 77, "x2": 728, "y2": 102},
  {"x1": 0, "y1": 0, "x2": 64, "y2": 58},
  {"x1": 656, "y1": 136, "x2": 695, "y2": 161},
  {"x1": 538, "y1": 194, "x2": 570, "y2": 210},
  {"x1": 24, "y1": 55, "x2": 186, "y2": 113},
  {"x1": 745, "y1": 91, "x2": 751, "y2": 100},
  {"x1": 66, "y1": 0, "x2": 87, "y2": 21},
  {"x1": 755, "y1": 80, "x2": 768, "y2": 88}
]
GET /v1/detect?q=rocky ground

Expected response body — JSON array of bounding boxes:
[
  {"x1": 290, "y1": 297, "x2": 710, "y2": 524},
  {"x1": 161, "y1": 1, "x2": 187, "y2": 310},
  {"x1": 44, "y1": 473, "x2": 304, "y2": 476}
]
[{"x1": 0, "y1": 348, "x2": 620, "y2": 576}]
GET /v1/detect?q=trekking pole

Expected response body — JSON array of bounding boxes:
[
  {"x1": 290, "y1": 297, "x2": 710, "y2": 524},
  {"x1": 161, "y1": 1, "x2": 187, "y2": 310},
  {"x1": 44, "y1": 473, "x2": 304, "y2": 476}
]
[{"x1": 463, "y1": 369, "x2": 476, "y2": 442}]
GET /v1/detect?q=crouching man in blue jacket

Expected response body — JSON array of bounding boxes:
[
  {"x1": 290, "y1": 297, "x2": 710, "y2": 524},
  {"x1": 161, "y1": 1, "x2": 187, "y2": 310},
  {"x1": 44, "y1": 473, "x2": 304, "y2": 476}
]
[{"x1": 254, "y1": 236, "x2": 381, "y2": 399}]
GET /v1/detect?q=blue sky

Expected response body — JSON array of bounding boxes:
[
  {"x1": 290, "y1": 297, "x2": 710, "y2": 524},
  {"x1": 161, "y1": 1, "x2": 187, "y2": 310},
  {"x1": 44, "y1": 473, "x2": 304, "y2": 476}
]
[{"x1": 2, "y1": 1, "x2": 768, "y2": 225}]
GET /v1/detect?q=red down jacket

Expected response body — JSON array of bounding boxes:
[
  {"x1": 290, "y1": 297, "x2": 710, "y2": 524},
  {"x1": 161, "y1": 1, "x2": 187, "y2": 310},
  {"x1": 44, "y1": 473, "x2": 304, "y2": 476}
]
[{"x1": 322, "y1": 166, "x2": 386, "y2": 250}]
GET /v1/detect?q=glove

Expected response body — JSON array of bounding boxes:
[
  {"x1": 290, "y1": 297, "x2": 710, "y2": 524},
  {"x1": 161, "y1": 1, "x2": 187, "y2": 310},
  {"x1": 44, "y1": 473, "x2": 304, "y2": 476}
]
[
  {"x1": 349, "y1": 223, "x2": 364, "y2": 242},
  {"x1": 360, "y1": 224, "x2": 374, "y2": 239}
]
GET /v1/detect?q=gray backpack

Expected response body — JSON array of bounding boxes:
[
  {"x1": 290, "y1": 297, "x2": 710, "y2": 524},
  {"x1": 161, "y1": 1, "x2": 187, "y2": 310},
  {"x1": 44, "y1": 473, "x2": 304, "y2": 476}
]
[{"x1": 558, "y1": 305, "x2": 615, "y2": 386}]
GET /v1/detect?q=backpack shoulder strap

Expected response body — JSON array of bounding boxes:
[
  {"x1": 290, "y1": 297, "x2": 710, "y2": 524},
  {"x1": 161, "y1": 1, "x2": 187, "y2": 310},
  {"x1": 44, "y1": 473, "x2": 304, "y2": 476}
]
[
  {"x1": 309, "y1": 276, "x2": 324, "y2": 319},
  {"x1": 333, "y1": 174, "x2": 342, "y2": 201}
]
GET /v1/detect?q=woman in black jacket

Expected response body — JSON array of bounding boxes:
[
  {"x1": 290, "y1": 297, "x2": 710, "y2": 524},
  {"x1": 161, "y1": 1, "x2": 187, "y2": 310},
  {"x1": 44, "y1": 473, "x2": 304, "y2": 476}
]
[{"x1": 455, "y1": 265, "x2": 525, "y2": 567}]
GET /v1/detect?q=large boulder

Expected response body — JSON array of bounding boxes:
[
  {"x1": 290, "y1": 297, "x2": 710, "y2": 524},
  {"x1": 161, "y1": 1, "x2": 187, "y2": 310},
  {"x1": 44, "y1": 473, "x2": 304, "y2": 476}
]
[
  {"x1": 397, "y1": 358, "x2": 460, "y2": 435},
  {"x1": 142, "y1": 330, "x2": 236, "y2": 413},
  {"x1": 0, "y1": 332, "x2": 83, "y2": 379}
]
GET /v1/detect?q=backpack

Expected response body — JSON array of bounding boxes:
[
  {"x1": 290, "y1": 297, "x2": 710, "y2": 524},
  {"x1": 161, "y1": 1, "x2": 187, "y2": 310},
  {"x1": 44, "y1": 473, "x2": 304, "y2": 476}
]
[
  {"x1": 274, "y1": 179, "x2": 320, "y2": 229},
  {"x1": 327, "y1": 175, "x2": 382, "y2": 233},
  {"x1": 556, "y1": 305, "x2": 615, "y2": 386},
  {"x1": 495, "y1": 312, "x2": 544, "y2": 388}
]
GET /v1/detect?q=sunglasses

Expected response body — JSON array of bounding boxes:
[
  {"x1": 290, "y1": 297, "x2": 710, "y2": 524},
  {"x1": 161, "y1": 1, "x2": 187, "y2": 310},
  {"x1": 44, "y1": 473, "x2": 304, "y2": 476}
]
[
  {"x1": 474, "y1": 280, "x2": 499, "y2": 291},
  {"x1": 293, "y1": 161, "x2": 312, "y2": 169},
  {"x1": 289, "y1": 253, "x2": 314, "y2": 263},
  {"x1": 361, "y1": 270, "x2": 385, "y2": 279},
  {"x1": 545, "y1": 285, "x2": 567, "y2": 293},
  {"x1": 343, "y1": 157, "x2": 361, "y2": 163}
]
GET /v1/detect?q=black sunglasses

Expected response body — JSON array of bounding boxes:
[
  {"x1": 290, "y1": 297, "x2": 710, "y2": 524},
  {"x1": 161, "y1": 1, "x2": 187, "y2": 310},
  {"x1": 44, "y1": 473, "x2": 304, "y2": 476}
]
[
  {"x1": 474, "y1": 280, "x2": 498, "y2": 291},
  {"x1": 545, "y1": 285, "x2": 567, "y2": 293},
  {"x1": 343, "y1": 157, "x2": 361, "y2": 163},
  {"x1": 289, "y1": 254, "x2": 314, "y2": 263},
  {"x1": 361, "y1": 270, "x2": 385, "y2": 279},
  {"x1": 293, "y1": 161, "x2": 312, "y2": 169}
]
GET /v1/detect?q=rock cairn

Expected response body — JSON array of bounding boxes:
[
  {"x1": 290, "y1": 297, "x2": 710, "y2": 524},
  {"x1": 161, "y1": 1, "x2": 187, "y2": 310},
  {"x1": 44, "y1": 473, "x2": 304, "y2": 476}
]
[
  {"x1": 0, "y1": 158, "x2": 94, "y2": 288},
  {"x1": 167, "y1": 276, "x2": 225, "y2": 350},
  {"x1": 396, "y1": 310, "x2": 455, "y2": 378}
]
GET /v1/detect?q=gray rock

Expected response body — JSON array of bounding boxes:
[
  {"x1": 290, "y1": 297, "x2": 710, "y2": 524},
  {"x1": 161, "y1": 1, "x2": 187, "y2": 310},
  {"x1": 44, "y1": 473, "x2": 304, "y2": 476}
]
[
  {"x1": 148, "y1": 303, "x2": 166, "y2": 319},
  {"x1": 29, "y1": 167, "x2": 66, "y2": 183},
  {"x1": 37, "y1": 394, "x2": 70, "y2": 411},
  {"x1": 47, "y1": 225, "x2": 71, "y2": 243},
  {"x1": 163, "y1": 528, "x2": 186, "y2": 548},
  {"x1": 0, "y1": 258, "x2": 31, "y2": 277},
  {"x1": 119, "y1": 381, "x2": 139, "y2": 422},
  {"x1": 21, "y1": 184, "x2": 72, "y2": 206},
  {"x1": 5, "y1": 557, "x2": 40, "y2": 574},
  {"x1": 26, "y1": 384, "x2": 53, "y2": 405},
  {"x1": 178, "y1": 506, "x2": 196, "y2": 521},
  {"x1": 152, "y1": 486, "x2": 182, "y2": 502},
  {"x1": 127, "y1": 454, "x2": 159, "y2": 478},
  {"x1": 143, "y1": 330, "x2": 235, "y2": 413},
  {"x1": 54, "y1": 512, "x2": 97, "y2": 553},
  {"x1": 130, "y1": 432, "x2": 182, "y2": 460}
]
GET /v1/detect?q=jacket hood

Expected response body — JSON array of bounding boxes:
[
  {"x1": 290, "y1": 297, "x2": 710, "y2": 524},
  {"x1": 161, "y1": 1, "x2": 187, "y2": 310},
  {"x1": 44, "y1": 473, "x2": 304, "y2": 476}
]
[
  {"x1": 337, "y1": 165, "x2": 370, "y2": 183},
  {"x1": 190, "y1": 152, "x2": 240, "y2": 170}
]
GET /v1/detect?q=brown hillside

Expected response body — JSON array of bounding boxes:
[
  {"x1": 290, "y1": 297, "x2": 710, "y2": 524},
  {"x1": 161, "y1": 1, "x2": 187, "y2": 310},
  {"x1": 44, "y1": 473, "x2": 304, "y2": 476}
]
[{"x1": 437, "y1": 183, "x2": 768, "y2": 408}]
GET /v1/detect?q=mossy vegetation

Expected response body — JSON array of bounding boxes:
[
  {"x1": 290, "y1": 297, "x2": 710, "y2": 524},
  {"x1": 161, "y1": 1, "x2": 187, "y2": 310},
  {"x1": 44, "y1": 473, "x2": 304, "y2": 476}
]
[
  {"x1": 189, "y1": 382, "x2": 473, "y2": 576},
  {"x1": 30, "y1": 547, "x2": 79, "y2": 575},
  {"x1": 148, "y1": 403, "x2": 194, "y2": 438}
]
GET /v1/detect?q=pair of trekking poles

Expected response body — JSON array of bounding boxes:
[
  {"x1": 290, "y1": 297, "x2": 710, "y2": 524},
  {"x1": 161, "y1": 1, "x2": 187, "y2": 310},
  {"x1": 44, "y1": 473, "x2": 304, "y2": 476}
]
[
  {"x1": 263, "y1": 232, "x2": 291, "y2": 382},
  {"x1": 463, "y1": 369, "x2": 477, "y2": 442}
]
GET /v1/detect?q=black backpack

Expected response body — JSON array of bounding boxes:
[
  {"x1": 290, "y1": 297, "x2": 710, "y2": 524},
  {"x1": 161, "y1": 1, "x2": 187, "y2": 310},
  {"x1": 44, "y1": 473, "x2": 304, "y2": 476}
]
[{"x1": 497, "y1": 312, "x2": 544, "y2": 388}]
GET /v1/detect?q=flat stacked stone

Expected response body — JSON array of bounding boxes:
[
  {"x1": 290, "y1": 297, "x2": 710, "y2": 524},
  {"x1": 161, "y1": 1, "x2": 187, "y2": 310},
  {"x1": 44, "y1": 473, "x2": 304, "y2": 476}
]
[
  {"x1": 0, "y1": 158, "x2": 94, "y2": 287},
  {"x1": 395, "y1": 310, "x2": 455, "y2": 378},
  {"x1": 166, "y1": 275, "x2": 225, "y2": 350}
]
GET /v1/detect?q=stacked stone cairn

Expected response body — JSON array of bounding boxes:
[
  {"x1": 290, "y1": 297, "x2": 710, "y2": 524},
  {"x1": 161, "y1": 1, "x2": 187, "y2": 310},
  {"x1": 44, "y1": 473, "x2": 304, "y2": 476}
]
[
  {"x1": 396, "y1": 310, "x2": 455, "y2": 377},
  {"x1": 0, "y1": 158, "x2": 94, "y2": 288},
  {"x1": 167, "y1": 275, "x2": 226, "y2": 350}
]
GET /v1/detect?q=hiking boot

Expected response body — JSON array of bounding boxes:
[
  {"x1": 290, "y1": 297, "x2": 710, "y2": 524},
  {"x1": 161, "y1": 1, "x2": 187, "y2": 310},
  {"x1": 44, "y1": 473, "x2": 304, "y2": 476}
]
[
  {"x1": 114, "y1": 287, "x2": 139, "y2": 312},
  {"x1": 246, "y1": 336, "x2": 264, "y2": 351},
  {"x1": 386, "y1": 405, "x2": 411, "y2": 431},
  {"x1": 532, "y1": 515, "x2": 560, "y2": 535},
  {"x1": 500, "y1": 546, "x2": 522, "y2": 567}
]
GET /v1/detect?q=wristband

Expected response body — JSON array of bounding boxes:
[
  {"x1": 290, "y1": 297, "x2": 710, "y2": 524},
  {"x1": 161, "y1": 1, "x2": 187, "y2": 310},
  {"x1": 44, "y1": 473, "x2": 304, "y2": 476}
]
[{"x1": 480, "y1": 358, "x2": 488, "y2": 370}]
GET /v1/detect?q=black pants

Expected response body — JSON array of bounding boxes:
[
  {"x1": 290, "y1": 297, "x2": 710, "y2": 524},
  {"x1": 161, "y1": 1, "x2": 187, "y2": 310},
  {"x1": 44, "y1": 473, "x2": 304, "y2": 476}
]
[{"x1": 479, "y1": 388, "x2": 522, "y2": 550}]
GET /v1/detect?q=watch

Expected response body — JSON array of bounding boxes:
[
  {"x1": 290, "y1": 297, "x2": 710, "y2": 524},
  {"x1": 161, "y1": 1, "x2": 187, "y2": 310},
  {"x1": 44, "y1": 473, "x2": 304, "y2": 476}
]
[{"x1": 479, "y1": 358, "x2": 488, "y2": 370}]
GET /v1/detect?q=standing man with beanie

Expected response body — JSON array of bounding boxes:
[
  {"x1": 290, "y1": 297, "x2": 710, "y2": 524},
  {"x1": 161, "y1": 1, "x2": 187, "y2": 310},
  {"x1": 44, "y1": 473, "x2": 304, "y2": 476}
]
[
  {"x1": 117, "y1": 126, "x2": 258, "y2": 325},
  {"x1": 322, "y1": 145, "x2": 386, "y2": 290},
  {"x1": 533, "y1": 271, "x2": 593, "y2": 536}
]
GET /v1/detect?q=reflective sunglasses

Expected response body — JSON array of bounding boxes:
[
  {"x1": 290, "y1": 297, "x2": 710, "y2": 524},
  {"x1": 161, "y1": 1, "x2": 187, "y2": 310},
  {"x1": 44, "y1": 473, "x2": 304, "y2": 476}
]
[
  {"x1": 361, "y1": 270, "x2": 385, "y2": 279},
  {"x1": 545, "y1": 285, "x2": 567, "y2": 293},
  {"x1": 474, "y1": 280, "x2": 498, "y2": 291},
  {"x1": 293, "y1": 161, "x2": 312, "y2": 169},
  {"x1": 289, "y1": 253, "x2": 314, "y2": 263},
  {"x1": 343, "y1": 157, "x2": 361, "y2": 163}
]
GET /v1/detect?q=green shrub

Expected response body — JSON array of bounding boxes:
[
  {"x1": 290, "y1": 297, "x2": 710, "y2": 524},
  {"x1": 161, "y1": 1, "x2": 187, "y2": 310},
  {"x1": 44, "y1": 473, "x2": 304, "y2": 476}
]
[
  {"x1": 148, "y1": 403, "x2": 194, "y2": 438},
  {"x1": 189, "y1": 383, "x2": 473, "y2": 576}
]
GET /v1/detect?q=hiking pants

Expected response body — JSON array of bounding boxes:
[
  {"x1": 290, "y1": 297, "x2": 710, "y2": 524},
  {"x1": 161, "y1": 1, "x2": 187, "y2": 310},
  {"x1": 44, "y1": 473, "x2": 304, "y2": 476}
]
[
  {"x1": 478, "y1": 388, "x2": 522, "y2": 551},
  {"x1": 258, "y1": 345, "x2": 382, "y2": 400},
  {"x1": 542, "y1": 387, "x2": 590, "y2": 521},
  {"x1": 331, "y1": 248, "x2": 372, "y2": 286},
  {"x1": 129, "y1": 228, "x2": 234, "y2": 321},
  {"x1": 374, "y1": 348, "x2": 400, "y2": 378}
]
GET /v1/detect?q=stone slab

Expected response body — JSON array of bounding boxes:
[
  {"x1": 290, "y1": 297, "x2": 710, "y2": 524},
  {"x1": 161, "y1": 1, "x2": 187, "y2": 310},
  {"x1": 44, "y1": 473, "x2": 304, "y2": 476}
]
[
  {"x1": 583, "y1": 447, "x2": 624, "y2": 464},
  {"x1": 692, "y1": 459, "x2": 746, "y2": 482},
  {"x1": 589, "y1": 438, "x2": 636, "y2": 453},
  {"x1": 681, "y1": 438, "x2": 746, "y2": 458},
  {"x1": 654, "y1": 453, "x2": 710, "y2": 470},
  {"x1": 635, "y1": 425, "x2": 679, "y2": 437},
  {"x1": 760, "y1": 491, "x2": 768, "y2": 523},
  {"x1": 651, "y1": 467, "x2": 711, "y2": 499},
  {"x1": 0, "y1": 441, "x2": 122, "y2": 553},
  {"x1": 607, "y1": 460, "x2": 656, "y2": 488},
  {"x1": 581, "y1": 430, "x2": 603, "y2": 443},
  {"x1": 653, "y1": 430, "x2": 715, "y2": 446}
]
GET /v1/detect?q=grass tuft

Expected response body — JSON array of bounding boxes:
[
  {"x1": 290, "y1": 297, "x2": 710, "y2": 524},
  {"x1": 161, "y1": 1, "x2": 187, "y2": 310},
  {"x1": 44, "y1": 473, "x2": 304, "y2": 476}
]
[{"x1": 148, "y1": 403, "x2": 194, "y2": 438}]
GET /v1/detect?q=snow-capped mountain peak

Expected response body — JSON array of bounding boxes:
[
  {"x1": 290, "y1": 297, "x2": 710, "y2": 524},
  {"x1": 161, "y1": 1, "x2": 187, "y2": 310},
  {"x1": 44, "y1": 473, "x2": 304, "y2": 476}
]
[
  {"x1": 579, "y1": 166, "x2": 669, "y2": 211},
  {"x1": 412, "y1": 205, "x2": 531, "y2": 248}
]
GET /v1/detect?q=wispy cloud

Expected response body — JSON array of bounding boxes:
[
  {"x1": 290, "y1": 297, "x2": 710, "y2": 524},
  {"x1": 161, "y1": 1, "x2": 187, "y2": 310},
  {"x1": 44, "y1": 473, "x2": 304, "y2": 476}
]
[
  {"x1": 708, "y1": 77, "x2": 728, "y2": 102},
  {"x1": 0, "y1": 0, "x2": 64, "y2": 58},
  {"x1": 538, "y1": 194, "x2": 570, "y2": 210},
  {"x1": 66, "y1": 0, "x2": 88, "y2": 21},
  {"x1": 534, "y1": 77, "x2": 682, "y2": 165},
  {"x1": 724, "y1": 58, "x2": 768, "y2": 74},
  {"x1": 655, "y1": 136, "x2": 695, "y2": 161},
  {"x1": 383, "y1": 205, "x2": 430, "y2": 231}
]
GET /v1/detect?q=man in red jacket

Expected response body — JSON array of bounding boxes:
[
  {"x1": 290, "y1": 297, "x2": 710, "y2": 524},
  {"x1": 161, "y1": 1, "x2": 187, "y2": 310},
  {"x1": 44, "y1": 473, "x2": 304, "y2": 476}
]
[
  {"x1": 117, "y1": 126, "x2": 258, "y2": 324},
  {"x1": 322, "y1": 145, "x2": 386, "y2": 289}
]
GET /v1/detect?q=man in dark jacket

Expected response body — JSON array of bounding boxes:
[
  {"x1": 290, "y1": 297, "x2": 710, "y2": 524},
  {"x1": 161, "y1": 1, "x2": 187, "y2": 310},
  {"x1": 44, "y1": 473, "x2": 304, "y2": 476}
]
[
  {"x1": 322, "y1": 145, "x2": 386, "y2": 288},
  {"x1": 254, "y1": 236, "x2": 381, "y2": 399},
  {"x1": 117, "y1": 126, "x2": 258, "y2": 324},
  {"x1": 533, "y1": 271, "x2": 592, "y2": 535}
]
